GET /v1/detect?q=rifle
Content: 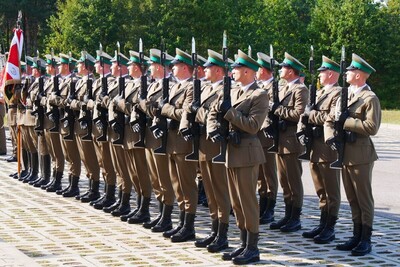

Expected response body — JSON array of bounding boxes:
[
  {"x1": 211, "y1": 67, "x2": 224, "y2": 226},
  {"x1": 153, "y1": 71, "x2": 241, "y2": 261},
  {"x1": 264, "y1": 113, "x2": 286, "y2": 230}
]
[
  {"x1": 185, "y1": 37, "x2": 201, "y2": 161},
  {"x1": 296, "y1": 45, "x2": 317, "y2": 160},
  {"x1": 330, "y1": 46, "x2": 348, "y2": 169},
  {"x1": 94, "y1": 43, "x2": 109, "y2": 142},
  {"x1": 46, "y1": 48, "x2": 60, "y2": 133},
  {"x1": 110, "y1": 42, "x2": 125, "y2": 145},
  {"x1": 264, "y1": 44, "x2": 280, "y2": 153},
  {"x1": 133, "y1": 38, "x2": 147, "y2": 148},
  {"x1": 32, "y1": 50, "x2": 45, "y2": 132},
  {"x1": 60, "y1": 52, "x2": 76, "y2": 141},
  {"x1": 212, "y1": 31, "x2": 231, "y2": 164},
  {"x1": 152, "y1": 40, "x2": 169, "y2": 155},
  {"x1": 79, "y1": 52, "x2": 93, "y2": 141}
]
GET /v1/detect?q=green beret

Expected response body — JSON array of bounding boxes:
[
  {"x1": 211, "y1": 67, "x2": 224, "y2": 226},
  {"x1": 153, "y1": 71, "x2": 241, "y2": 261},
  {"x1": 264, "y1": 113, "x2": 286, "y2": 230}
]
[
  {"x1": 347, "y1": 53, "x2": 376, "y2": 74},
  {"x1": 58, "y1": 53, "x2": 70, "y2": 65},
  {"x1": 280, "y1": 52, "x2": 306, "y2": 72},
  {"x1": 257, "y1": 52, "x2": 277, "y2": 71},
  {"x1": 32, "y1": 57, "x2": 46, "y2": 71},
  {"x1": 203, "y1": 49, "x2": 234, "y2": 68},
  {"x1": 317, "y1": 56, "x2": 340, "y2": 73},
  {"x1": 231, "y1": 49, "x2": 260, "y2": 71},
  {"x1": 45, "y1": 54, "x2": 59, "y2": 66},
  {"x1": 148, "y1": 48, "x2": 174, "y2": 66},
  {"x1": 25, "y1": 56, "x2": 34, "y2": 67}
]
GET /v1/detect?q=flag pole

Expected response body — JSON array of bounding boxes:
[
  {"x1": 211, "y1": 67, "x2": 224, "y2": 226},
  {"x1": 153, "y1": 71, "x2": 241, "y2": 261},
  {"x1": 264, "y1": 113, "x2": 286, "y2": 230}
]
[{"x1": 17, "y1": 10, "x2": 22, "y2": 176}]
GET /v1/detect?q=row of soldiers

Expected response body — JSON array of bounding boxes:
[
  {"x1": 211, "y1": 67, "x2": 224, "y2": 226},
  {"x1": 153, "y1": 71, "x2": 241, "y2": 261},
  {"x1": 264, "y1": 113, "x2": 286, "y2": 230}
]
[{"x1": 5, "y1": 43, "x2": 380, "y2": 264}]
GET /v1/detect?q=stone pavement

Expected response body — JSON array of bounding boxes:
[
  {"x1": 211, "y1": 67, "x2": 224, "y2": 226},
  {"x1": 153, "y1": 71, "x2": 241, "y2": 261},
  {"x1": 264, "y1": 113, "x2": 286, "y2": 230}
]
[{"x1": 0, "y1": 124, "x2": 399, "y2": 267}]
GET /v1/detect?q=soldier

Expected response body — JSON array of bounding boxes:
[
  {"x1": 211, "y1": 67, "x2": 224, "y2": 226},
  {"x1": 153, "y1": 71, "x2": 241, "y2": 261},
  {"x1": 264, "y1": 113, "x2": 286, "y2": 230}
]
[
  {"x1": 207, "y1": 49, "x2": 268, "y2": 264},
  {"x1": 102, "y1": 50, "x2": 133, "y2": 217},
  {"x1": 180, "y1": 49, "x2": 232, "y2": 252},
  {"x1": 15, "y1": 57, "x2": 35, "y2": 181},
  {"x1": 255, "y1": 52, "x2": 279, "y2": 225},
  {"x1": 68, "y1": 52, "x2": 101, "y2": 198},
  {"x1": 113, "y1": 50, "x2": 153, "y2": 224},
  {"x1": 158, "y1": 48, "x2": 198, "y2": 242},
  {"x1": 87, "y1": 50, "x2": 117, "y2": 210},
  {"x1": 298, "y1": 56, "x2": 341, "y2": 244},
  {"x1": 269, "y1": 52, "x2": 308, "y2": 233},
  {"x1": 325, "y1": 54, "x2": 381, "y2": 256},
  {"x1": 40, "y1": 54, "x2": 65, "y2": 191},
  {"x1": 47, "y1": 53, "x2": 81, "y2": 193},
  {"x1": 136, "y1": 48, "x2": 176, "y2": 232}
]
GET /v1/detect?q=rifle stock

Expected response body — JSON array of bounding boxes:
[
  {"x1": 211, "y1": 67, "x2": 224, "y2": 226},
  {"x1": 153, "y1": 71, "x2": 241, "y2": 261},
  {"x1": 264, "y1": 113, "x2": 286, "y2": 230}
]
[
  {"x1": 79, "y1": 76, "x2": 93, "y2": 141},
  {"x1": 32, "y1": 75, "x2": 45, "y2": 132},
  {"x1": 61, "y1": 77, "x2": 76, "y2": 141},
  {"x1": 47, "y1": 74, "x2": 60, "y2": 132}
]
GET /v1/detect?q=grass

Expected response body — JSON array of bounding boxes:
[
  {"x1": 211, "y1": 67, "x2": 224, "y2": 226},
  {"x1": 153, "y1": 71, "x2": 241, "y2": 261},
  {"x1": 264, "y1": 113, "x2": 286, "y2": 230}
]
[{"x1": 382, "y1": 110, "x2": 400, "y2": 125}]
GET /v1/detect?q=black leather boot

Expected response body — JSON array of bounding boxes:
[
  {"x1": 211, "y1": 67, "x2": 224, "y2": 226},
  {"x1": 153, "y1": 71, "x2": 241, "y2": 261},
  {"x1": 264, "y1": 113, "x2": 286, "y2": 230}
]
[
  {"x1": 207, "y1": 221, "x2": 229, "y2": 253},
  {"x1": 171, "y1": 213, "x2": 196, "y2": 242},
  {"x1": 81, "y1": 180, "x2": 101, "y2": 203},
  {"x1": 270, "y1": 203, "x2": 292, "y2": 230},
  {"x1": 259, "y1": 196, "x2": 268, "y2": 217},
  {"x1": 303, "y1": 210, "x2": 327, "y2": 238},
  {"x1": 351, "y1": 225, "x2": 372, "y2": 256},
  {"x1": 152, "y1": 204, "x2": 173, "y2": 233},
  {"x1": 121, "y1": 195, "x2": 141, "y2": 221},
  {"x1": 128, "y1": 196, "x2": 151, "y2": 224},
  {"x1": 103, "y1": 189, "x2": 122, "y2": 213},
  {"x1": 314, "y1": 215, "x2": 337, "y2": 244},
  {"x1": 195, "y1": 219, "x2": 218, "y2": 248},
  {"x1": 23, "y1": 152, "x2": 38, "y2": 183},
  {"x1": 46, "y1": 172, "x2": 63, "y2": 192},
  {"x1": 222, "y1": 229, "x2": 247, "y2": 261},
  {"x1": 57, "y1": 174, "x2": 71, "y2": 195},
  {"x1": 19, "y1": 150, "x2": 31, "y2": 181},
  {"x1": 41, "y1": 169, "x2": 56, "y2": 189},
  {"x1": 111, "y1": 192, "x2": 131, "y2": 217},
  {"x1": 281, "y1": 206, "x2": 302, "y2": 232},
  {"x1": 76, "y1": 180, "x2": 92, "y2": 200},
  {"x1": 62, "y1": 176, "x2": 80, "y2": 197},
  {"x1": 260, "y1": 198, "x2": 276, "y2": 224},
  {"x1": 232, "y1": 231, "x2": 260, "y2": 265},
  {"x1": 336, "y1": 222, "x2": 362, "y2": 251},
  {"x1": 33, "y1": 154, "x2": 51, "y2": 187},
  {"x1": 94, "y1": 184, "x2": 116, "y2": 210},
  {"x1": 143, "y1": 200, "x2": 163, "y2": 229},
  {"x1": 29, "y1": 154, "x2": 43, "y2": 185},
  {"x1": 163, "y1": 210, "x2": 184, "y2": 237}
]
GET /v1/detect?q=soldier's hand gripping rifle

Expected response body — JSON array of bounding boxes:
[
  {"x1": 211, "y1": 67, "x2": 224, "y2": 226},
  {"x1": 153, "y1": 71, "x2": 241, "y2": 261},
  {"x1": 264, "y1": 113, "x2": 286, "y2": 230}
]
[
  {"x1": 329, "y1": 46, "x2": 348, "y2": 169},
  {"x1": 133, "y1": 38, "x2": 147, "y2": 148},
  {"x1": 60, "y1": 52, "x2": 76, "y2": 141},
  {"x1": 110, "y1": 42, "x2": 125, "y2": 145},
  {"x1": 46, "y1": 49, "x2": 60, "y2": 133},
  {"x1": 152, "y1": 40, "x2": 169, "y2": 155},
  {"x1": 263, "y1": 45, "x2": 280, "y2": 153},
  {"x1": 94, "y1": 43, "x2": 109, "y2": 142},
  {"x1": 185, "y1": 37, "x2": 201, "y2": 161},
  {"x1": 212, "y1": 31, "x2": 231, "y2": 164},
  {"x1": 296, "y1": 45, "x2": 317, "y2": 160},
  {"x1": 32, "y1": 50, "x2": 45, "y2": 132},
  {"x1": 79, "y1": 52, "x2": 93, "y2": 141}
]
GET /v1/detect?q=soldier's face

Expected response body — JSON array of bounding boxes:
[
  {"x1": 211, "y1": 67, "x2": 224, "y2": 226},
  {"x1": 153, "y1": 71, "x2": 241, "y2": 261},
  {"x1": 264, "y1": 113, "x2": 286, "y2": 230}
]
[
  {"x1": 256, "y1": 68, "x2": 262, "y2": 80},
  {"x1": 346, "y1": 70, "x2": 358, "y2": 84},
  {"x1": 111, "y1": 62, "x2": 118, "y2": 76},
  {"x1": 280, "y1": 66, "x2": 291, "y2": 79},
  {"x1": 232, "y1": 67, "x2": 245, "y2": 82},
  {"x1": 77, "y1": 62, "x2": 84, "y2": 75},
  {"x1": 172, "y1": 63, "x2": 185, "y2": 79}
]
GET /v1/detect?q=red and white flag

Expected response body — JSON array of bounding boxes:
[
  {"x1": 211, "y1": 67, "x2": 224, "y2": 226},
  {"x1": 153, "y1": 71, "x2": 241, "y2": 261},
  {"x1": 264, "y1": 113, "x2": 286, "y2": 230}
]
[{"x1": 1, "y1": 26, "x2": 24, "y2": 102}]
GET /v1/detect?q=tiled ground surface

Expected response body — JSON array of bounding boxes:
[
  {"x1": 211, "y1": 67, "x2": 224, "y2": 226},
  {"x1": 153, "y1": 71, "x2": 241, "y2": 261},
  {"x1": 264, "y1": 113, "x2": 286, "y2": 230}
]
[{"x1": 0, "y1": 125, "x2": 399, "y2": 267}]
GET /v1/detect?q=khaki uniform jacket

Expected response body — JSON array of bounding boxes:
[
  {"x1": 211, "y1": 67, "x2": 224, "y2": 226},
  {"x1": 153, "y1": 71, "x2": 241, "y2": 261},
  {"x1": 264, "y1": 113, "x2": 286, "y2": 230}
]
[
  {"x1": 180, "y1": 81, "x2": 223, "y2": 161},
  {"x1": 258, "y1": 80, "x2": 274, "y2": 148},
  {"x1": 306, "y1": 85, "x2": 341, "y2": 163},
  {"x1": 136, "y1": 77, "x2": 176, "y2": 149},
  {"x1": 161, "y1": 79, "x2": 193, "y2": 154},
  {"x1": 86, "y1": 74, "x2": 116, "y2": 139},
  {"x1": 207, "y1": 82, "x2": 268, "y2": 168},
  {"x1": 324, "y1": 85, "x2": 381, "y2": 165},
  {"x1": 274, "y1": 80, "x2": 308, "y2": 154},
  {"x1": 114, "y1": 78, "x2": 141, "y2": 150},
  {"x1": 106, "y1": 76, "x2": 127, "y2": 143},
  {"x1": 41, "y1": 77, "x2": 57, "y2": 129},
  {"x1": 24, "y1": 77, "x2": 41, "y2": 126},
  {"x1": 70, "y1": 74, "x2": 94, "y2": 135}
]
